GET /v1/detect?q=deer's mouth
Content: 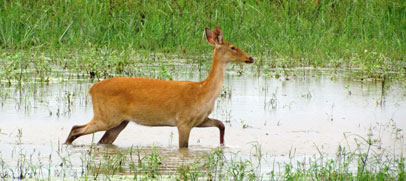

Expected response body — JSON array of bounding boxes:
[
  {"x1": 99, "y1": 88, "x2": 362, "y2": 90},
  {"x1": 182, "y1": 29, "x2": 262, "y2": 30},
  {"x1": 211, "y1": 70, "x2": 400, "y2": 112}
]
[
  {"x1": 245, "y1": 57, "x2": 254, "y2": 64},
  {"x1": 245, "y1": 59, "x2": 254, "y2": 64}
]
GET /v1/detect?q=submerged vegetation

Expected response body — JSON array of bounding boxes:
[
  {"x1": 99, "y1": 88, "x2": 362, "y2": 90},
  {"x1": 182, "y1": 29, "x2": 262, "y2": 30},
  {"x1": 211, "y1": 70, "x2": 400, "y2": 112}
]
[{"x1": 0, "y1": 125, "x2": 405, "y2": 180}]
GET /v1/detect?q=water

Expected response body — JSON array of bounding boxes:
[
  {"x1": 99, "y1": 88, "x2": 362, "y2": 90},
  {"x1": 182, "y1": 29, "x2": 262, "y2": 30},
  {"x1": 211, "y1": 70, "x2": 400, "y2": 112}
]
[{"x1": 0, "y1": 68, "x2": 405, "y2": 177}]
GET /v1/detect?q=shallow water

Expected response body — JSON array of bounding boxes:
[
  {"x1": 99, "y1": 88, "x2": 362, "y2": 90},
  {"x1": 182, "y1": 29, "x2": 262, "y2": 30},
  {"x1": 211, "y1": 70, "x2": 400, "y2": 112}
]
[{"x1": 0, "y1": 68, "x2": 405, "y2": 177}]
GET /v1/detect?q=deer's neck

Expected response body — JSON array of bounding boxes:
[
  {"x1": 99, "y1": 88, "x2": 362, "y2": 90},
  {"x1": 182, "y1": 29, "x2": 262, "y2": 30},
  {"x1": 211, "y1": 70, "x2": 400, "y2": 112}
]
[{"x1": 201, "y1": 50, "x2": 226, "y2": 102}]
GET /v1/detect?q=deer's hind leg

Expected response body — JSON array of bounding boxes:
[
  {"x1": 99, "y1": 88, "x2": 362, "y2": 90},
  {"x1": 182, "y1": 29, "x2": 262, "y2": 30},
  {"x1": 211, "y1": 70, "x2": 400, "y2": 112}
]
[
  {"x1": 65, "y1": 117, "x2": 120, "y2": 144},
  {"x1": 98, "y1": 120, "x2": 129, "y2": 144}
]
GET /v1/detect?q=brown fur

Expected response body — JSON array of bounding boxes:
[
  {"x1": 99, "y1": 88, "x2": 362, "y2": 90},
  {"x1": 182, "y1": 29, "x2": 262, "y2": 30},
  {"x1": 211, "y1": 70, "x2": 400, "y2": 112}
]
[{"x1": 65, "y1": 27, "x2": 254, "y2": 148}]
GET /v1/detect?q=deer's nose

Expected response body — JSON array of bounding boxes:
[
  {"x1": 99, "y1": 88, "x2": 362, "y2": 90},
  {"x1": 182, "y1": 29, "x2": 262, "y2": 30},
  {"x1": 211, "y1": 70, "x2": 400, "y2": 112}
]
[{"x1": 249, "y1": 57, "x2": 254, "y2": 61}]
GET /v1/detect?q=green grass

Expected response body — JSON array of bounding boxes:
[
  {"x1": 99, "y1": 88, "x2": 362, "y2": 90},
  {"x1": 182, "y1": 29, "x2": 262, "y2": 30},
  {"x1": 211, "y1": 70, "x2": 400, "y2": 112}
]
[{"x1": 1, "y1": 0, "x2": 405, "y2": 74}]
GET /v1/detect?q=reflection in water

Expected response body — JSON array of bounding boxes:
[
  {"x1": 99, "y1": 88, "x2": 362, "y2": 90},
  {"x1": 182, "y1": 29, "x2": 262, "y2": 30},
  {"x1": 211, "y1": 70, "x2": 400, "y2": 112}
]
[{"x1": 85, "y1": 145, "x2": 215, "y2": 175}]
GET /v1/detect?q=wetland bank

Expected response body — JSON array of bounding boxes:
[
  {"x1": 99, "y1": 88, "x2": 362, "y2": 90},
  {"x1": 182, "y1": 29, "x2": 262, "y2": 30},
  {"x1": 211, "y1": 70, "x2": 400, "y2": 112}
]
[{"x1": 1, "y1": 0, "x2": 406, "y2": 180}]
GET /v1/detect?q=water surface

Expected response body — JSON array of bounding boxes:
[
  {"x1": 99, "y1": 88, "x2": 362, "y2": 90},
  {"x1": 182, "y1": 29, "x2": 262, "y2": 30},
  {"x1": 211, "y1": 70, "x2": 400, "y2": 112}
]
[{"x1": 0, "y1": 68, "x2": 405, "y2": 176}]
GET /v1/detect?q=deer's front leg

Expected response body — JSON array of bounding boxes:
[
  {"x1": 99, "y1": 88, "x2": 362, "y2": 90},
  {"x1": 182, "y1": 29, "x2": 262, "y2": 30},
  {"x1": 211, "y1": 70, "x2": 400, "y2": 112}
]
[
  {"x1": 197, "y1": 117, "x2": 225, "y2": 145},
  {"x1": 177, "y1": 122, "x2": 192, "y2": 148}
]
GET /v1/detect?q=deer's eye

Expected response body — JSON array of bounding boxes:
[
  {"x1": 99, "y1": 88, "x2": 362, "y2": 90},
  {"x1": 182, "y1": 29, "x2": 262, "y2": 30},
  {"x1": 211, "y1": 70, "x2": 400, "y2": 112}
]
[{"x1": 231, "y1": 47, "x2": 236, "y2": 50}]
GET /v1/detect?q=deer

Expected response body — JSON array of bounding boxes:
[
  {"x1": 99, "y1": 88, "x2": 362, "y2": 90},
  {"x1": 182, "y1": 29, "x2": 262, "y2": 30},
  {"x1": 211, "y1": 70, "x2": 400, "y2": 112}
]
[{"x1": 65, "y1": 27, "x2": 254, "y2": 148}]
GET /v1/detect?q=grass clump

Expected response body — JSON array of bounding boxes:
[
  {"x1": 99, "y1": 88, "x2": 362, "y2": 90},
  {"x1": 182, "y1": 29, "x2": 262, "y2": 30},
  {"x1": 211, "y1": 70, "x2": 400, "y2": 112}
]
[{"x1": 0, "y1": 132, "x2": 404, "y2": 180}]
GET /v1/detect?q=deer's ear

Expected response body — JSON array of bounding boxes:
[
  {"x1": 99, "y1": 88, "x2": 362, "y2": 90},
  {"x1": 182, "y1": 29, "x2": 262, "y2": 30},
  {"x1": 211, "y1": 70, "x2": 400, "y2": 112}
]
[
  {"x1": 205, "y1": 28, "x2": 216, "y2": 46},
  {"x1": 213, "y1": 27, "x2": 223, "y2": 44}
]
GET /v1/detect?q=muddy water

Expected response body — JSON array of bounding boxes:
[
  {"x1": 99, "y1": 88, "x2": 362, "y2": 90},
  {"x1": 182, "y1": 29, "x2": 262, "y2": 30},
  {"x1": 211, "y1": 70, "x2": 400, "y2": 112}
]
[{"x1": 0, "y1": 69, "x2": 405, "y2": 175}]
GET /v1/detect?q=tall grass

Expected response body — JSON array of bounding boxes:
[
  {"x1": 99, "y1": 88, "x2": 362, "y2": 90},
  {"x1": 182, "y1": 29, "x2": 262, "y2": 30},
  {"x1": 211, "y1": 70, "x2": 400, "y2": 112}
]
[{"x1": 1, "y1": 0, "x2": 405, "y2": 71}]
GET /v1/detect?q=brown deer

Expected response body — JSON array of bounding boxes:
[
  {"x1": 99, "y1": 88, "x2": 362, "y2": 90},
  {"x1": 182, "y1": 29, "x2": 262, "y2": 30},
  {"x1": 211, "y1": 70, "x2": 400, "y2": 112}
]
[{"x1": 65, "y1": 27, "x2": 254, "y2": 148}]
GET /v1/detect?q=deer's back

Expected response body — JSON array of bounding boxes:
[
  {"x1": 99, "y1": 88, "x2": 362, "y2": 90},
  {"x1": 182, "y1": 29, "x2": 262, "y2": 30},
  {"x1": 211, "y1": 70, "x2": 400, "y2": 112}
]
[{"x1": 88, "y1": 77, "x2": 205, "y2": 126}]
